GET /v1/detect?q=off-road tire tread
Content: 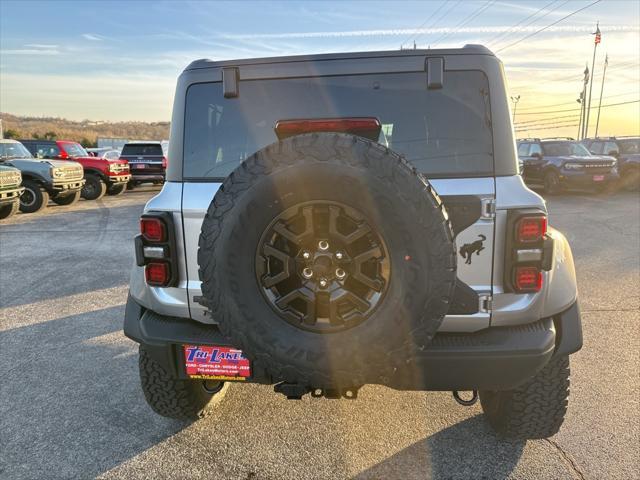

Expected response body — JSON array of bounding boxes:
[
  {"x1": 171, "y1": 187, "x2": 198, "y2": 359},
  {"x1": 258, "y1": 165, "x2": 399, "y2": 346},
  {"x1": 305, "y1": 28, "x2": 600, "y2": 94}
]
[
  {"x1": 0, "y1": 199, "x2": 20, "y2": 219},
  {"x1": 480, "y1": 356, "x2": 570, "y2": 439},
  {"x1": 198, "y1": 133, "x2": 456, "y2": 387},
  {"x1": 107, "y1": 183, "x2": 127, "y2": 196},
  {"x1": 52, "y1": 190, "x2": 81, "y2": 206},
  {"x1": 138, "y1": 345, "x2": 221, "y2": 420},
  {"x1": 82, "y1": 174, "x2": 108, "y2": 200},
  {"x1": 19, "y1": 180, "x2": 49, "y2": 213}
]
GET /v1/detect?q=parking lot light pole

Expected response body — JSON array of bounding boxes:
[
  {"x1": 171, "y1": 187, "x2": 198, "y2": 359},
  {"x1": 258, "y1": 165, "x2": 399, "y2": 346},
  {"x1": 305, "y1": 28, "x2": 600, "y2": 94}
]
[{"x1": 510, "y1": 95, "x2": 521, "y2": 124}]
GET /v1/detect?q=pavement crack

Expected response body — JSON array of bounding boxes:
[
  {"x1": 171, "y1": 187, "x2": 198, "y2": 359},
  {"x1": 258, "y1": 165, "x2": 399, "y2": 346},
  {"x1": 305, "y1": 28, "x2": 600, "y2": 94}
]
[{"x1": 544, "y1": 439, "x2": 587, "y2": 480}]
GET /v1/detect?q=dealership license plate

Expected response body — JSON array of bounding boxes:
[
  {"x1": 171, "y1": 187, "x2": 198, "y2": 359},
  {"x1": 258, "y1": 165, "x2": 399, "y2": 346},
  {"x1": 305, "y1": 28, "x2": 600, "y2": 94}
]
[
  {"x1": 183, "y1": 345, "x2": 251, "y2": 381},
  {"x1": 593, "y1": 175, "x2": 605, "y2": 182}
]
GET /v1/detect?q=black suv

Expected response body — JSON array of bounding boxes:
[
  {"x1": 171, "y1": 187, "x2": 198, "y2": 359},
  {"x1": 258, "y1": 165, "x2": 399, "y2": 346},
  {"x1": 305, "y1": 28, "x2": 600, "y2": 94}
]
[
  {"x1": 582, "y1": 137, "x2": 639, "y2": 191},
  {"x1": 517, "y1": 137, "x2": 618, "y2": 194},
  {"x1": 119, "y1": 142, "x2": 166, "y2": 188}
]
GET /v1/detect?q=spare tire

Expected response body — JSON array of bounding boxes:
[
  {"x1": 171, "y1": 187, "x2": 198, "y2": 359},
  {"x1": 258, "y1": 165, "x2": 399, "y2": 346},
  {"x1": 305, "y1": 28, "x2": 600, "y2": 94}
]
[{"x1": 198, "y1": 133, "x2": 456, "y2": 388}]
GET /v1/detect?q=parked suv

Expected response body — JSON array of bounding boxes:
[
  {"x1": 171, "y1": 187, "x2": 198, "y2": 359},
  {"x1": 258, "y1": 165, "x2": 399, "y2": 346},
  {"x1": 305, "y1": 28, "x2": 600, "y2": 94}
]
[
  {"x1": 119, "y1": 142, "x2": 166, "y2": 188},
  {"x1": 0, "y1": 164, "x2": 24, "y2": 220},
  {"x1": 124, "y1": 47, "x2": 583, "y2": 439},
  {"x1": 582, "y1": 136, "x2": 640, "y2": 191},
  {"x1": 20, "y1": 139, "x2": 131, "y2": 199},
  {"x1": 517, "y1": 137, "x2": 618, "y2": 194},
  {"x1": 0, "y1": 140, "x2": 84, "y2": 213}
]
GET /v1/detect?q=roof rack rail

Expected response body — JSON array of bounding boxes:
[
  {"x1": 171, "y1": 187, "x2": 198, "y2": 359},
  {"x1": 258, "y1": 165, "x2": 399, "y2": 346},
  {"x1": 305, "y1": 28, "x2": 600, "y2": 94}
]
[
  {"x1": 516, "y1": 137, "x2": 540, "y2": 142},
  {"x1": 541, "y1": 137, "x2": 575, "y2": 141}
]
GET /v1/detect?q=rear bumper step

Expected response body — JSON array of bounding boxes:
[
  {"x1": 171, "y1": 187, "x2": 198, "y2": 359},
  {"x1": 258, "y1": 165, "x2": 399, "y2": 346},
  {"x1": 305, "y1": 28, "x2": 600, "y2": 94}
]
[{"x1": 124, "y1": 295, "x2": 581, "y2": 392}]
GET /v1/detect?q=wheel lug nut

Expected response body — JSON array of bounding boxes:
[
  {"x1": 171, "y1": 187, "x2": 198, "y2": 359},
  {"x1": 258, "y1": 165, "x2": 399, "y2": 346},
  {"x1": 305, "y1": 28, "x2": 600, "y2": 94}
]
[
  {"x1": 335, "y1": 251, "x2": 343, "y2": 260},
  {"x1": 319, "y1": 278, "x2": 328, "y2": 288},
  {"x1": 318, "y1": 240, "x2": 329, "y2": 251},
  {"x1": 302, "y1": 268, "x2": 314, "y2": 279},
  {"x1": 335, "y1": 268, "x2": 346, "y2": 280},
  {"x1": 302, "y1": 251, "x2": 311, "y2": 260}
]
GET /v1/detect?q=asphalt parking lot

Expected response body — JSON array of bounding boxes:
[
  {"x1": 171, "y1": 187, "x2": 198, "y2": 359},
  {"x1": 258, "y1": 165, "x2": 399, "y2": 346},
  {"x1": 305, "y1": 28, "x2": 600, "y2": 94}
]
[{"x1": 1, "y1": 186, "x2": 638, "y2": 480}]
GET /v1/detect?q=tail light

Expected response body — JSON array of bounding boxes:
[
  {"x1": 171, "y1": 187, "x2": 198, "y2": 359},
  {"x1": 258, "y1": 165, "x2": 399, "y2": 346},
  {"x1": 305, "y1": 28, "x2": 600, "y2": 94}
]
[
  {"x1": 162, "y1": 156, "x2": 168, "y2": 169},
  {"x1": 140, "y1": 217, "x2": 165, "y2": 242},
  {"x1": 135, "y1": 212, "x2": 177, "y2": 287},
  {"x1": 145, "y1": 262, "x2": 171, "y2": 286},
  {"x1": 505, "y1": 210, "x2": 552, "y2": 293},
  {"x1": 516, "y1": 216, "x2": 547, "y2": 243},
  {"x1": 514, "y1": 266, "x2": 543, "y2": 292},
  {"x1": 274, "y1": 117, "x2": 381, "y2": 141}
]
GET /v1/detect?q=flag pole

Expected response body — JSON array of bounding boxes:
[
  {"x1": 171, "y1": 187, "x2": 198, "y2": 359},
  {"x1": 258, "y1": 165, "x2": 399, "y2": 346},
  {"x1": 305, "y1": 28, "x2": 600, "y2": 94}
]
[
  {"x1": 584, "y1": 22, "x2": 601, "y2": 139},
  {"x1": 578, "y1": 64, "x2": 589, "y2": 140},
  {"x1": 594, "y1": 54, "x2": 608, "y2": 138}
]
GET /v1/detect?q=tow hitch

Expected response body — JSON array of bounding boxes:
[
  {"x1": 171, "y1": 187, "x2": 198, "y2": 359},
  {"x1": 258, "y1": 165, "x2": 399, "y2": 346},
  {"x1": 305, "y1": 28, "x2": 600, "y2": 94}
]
[
  {"x1": 274, "y1": 382, "x2": 360, "y2": 400},
  {"x1": 453, "y1": 390, "x2": 478, "y2": 406}
]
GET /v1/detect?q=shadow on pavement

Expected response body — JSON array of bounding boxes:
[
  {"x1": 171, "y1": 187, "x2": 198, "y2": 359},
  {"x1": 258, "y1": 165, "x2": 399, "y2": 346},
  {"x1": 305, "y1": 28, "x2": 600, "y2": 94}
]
[
  {"x1": 0, "y1": 305, "x2": 190, "y2": 479},
  {"x1": 354, "y1": 415, "x2": 525, "y2": 480}
]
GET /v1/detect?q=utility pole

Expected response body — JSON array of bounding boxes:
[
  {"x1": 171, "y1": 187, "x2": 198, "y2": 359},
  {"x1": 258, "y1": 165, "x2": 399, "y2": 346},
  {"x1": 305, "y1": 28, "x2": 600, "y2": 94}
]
[
  {"x1": 578, "y1": 64, "x2": 589, "y2": 140},
  {"x1": 595, "y1": 54, "x2": 608, "y2": 138},
  {"x1": 510, "y1": 95, "x2": 521, "y2": 123},
  {"x1": 584, "y1": 22, "x2": 601, "y2": 139}
]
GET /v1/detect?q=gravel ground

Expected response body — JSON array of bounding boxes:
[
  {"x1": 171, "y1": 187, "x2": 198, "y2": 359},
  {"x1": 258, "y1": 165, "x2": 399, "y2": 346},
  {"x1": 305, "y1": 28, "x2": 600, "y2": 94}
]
[{"x1": 0, "y1": 186, "x2": 638, "y2": 480}]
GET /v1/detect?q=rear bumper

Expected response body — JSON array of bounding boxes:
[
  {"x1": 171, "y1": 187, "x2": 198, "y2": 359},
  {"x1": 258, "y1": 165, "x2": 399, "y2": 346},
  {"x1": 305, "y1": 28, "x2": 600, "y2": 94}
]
[
  {"x1": 130, "y1": 173, "x2": 165, "y2": 182},
  {"x1": 124, "y1": 295, "x2": 583, "y2": 391}
]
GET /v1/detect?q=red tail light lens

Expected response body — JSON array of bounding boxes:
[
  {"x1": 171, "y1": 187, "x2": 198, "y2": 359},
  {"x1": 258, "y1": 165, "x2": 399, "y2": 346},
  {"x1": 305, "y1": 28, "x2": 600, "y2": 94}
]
[
  {"x1": 274, "y1": 117, "x2": 382, "y2": 141},
  {"x1": 145, "y1": 262, "x2": 170, "y2": 286},
  {"x1": 140, "y1": 218, "x2": 166, "y2": 242},
  {"x1": 162, "y1": 156, "x2": 168, "y2": 169},
  {"x1": 516, "y1": 216, "x2": 547, "y2": 243},
  {"x1": 514, "y1": 266, "x2": 543, "y2": 292}
]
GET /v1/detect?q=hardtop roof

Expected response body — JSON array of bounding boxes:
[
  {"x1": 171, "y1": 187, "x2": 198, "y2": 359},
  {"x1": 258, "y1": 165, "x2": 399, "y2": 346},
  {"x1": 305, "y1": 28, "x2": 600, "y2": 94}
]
[{"x1": 184, "y1": 45, "x2": 494, "y2": 71}]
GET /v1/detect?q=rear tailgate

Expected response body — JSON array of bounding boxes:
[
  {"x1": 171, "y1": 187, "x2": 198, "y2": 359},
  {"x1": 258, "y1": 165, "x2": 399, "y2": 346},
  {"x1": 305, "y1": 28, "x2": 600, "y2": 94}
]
[{"x1": 182, "y1": 178, "x2": 495, "y2": 332}]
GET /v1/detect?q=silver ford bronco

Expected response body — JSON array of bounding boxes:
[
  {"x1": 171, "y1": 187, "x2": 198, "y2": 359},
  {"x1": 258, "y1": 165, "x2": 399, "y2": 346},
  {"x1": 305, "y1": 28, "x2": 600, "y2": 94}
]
[{"x1": 124, "y1": 46, "x2": 582, "y2": 439}]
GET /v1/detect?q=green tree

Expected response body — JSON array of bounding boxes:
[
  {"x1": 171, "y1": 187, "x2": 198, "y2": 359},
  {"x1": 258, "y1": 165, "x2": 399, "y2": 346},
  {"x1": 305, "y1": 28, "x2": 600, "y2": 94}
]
[
  {"x1": 43, "y1": 131, "x2": 57, "y2": 140},
  {"x1": 79, "y1": 137, "x2": 96, "y2": 148},
  {"x1": 3, "y1": 129, "x2": 20, "y2": 139}
]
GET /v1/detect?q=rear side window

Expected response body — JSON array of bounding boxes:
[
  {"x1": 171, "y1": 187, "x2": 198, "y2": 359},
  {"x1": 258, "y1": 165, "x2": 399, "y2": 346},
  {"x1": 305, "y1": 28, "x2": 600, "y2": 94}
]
[
  {"x1": 589, "y1": 141, "x2": 604, "y2": 154},
  {"x1": 121, "y1": 144, "x2": 163, "y2": 156},
  {"x1": 36, "y1": 143, "x2": 60, "y2": 159},
  {"x1": 619, "y1": 139, "x2": 640, "y2": 154},
  {"x1": 183, "y1": 71, "x2": 493, "y2": 179}
]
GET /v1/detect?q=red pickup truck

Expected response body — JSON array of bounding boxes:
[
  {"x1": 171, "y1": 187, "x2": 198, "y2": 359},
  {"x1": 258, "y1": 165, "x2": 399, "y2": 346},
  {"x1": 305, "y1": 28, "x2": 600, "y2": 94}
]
[{"x1": 20, "y1": 139, "x2": 131, "y2": 200}]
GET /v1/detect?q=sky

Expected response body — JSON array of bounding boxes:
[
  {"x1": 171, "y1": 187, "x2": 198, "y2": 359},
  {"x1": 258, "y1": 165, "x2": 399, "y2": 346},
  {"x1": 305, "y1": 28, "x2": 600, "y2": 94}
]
[{"x1": 1, "y1": 0, "x2": 638, "y2": 137}]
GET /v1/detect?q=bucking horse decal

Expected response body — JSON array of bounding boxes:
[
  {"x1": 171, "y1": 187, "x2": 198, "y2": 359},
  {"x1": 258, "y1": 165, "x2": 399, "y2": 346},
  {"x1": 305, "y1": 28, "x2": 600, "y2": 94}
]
[{"x1": 459, "y1": 234, "x2": 486, "y2": 265}]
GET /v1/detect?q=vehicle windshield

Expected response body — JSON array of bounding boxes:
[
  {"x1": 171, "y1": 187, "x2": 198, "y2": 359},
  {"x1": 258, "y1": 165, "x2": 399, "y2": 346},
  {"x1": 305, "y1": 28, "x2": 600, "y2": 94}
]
[
  {"x1": 183, "y1": 71, "x2": 494, "y2": 179},
  {"x1": 121, "y1": 144, "x2": 163, "y2": 156},
  {"x1": 541, "y1": 141, "x2": 591, "y2": 157},
  {"x1": 0, "y1": 142, "x2": 33, "y2": 160},
  {"x1": 61, "y1": 142, "x2": 89, "y2": 157},
  {"x1": 619, "y1": 139, "x2": 640, "y2": 154}
]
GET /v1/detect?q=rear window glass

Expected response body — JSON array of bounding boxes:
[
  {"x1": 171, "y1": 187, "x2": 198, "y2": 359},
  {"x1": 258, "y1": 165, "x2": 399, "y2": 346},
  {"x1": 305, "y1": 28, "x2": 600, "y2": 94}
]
[
  {"x1": 183, "y1": 71, "x2": 493, "y2": 179},
  {"x1": 121, "y1": 144, "x2": 163, "y2": 156}
]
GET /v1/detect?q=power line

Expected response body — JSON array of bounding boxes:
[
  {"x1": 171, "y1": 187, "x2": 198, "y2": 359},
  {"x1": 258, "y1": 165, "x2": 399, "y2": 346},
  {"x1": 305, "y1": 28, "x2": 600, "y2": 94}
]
[
  {"x1": 517, "y1": 91, "x2": 638, "y2": 111},
  {"x1": 495, "y1": 0, "x2": 603, "y2": 53},
  {"x1": 400, "y1": 1, "x2": 447, "y2": 49},
  {"x1": 412, "y1": 0, "x2": 463, "y2": 46},
  {"x1": 515, "y1": 123, "x2": 580, "y2": 132},
  {"x1": 515, "y1": 114, "x2": 581, "y2": 126},
  {"x1": 516, "y1": 99, "x2": 639, "y2": 116},
  {"x1": 489, "y1": 0, "x2": 568, "y2": 48},
  {"x1": 432, "y1": 0, "x2": 496, "y2": 47}
]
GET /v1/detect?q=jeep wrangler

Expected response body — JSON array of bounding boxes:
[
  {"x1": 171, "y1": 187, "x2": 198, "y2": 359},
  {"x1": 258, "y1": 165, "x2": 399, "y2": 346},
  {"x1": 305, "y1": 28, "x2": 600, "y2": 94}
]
[
  {"x1": 0, "y1": 139, "x2": 85, "y2": 213},
  {"x1": 124, "y1": 46, "x2": 583, "y2": 440},
  {"x1": 0, "y1": 164, "x2": 25, "y2": 220}
]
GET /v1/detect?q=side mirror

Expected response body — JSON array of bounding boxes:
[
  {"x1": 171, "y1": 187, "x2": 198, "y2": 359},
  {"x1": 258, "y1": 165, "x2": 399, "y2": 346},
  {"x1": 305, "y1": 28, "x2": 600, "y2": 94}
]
[
  {"x1": 608, "y1": 150, "x2": 619, "y2": 157},
  {"x1": 531, "y1": 152, "x2": 542, "y2": 159}
]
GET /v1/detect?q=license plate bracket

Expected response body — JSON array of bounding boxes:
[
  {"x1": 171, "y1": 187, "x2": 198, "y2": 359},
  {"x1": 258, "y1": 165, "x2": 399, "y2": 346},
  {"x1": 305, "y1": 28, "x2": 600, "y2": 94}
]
[{"x1": 593, "y1": 174, "x2": 605, "y2": 182}]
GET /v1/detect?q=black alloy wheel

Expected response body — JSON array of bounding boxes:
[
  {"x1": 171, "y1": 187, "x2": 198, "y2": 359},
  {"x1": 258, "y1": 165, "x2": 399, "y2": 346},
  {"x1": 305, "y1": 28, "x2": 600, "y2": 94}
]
[{"x1": 255, "y1": 201, "x2": 390, "y2": 333}]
